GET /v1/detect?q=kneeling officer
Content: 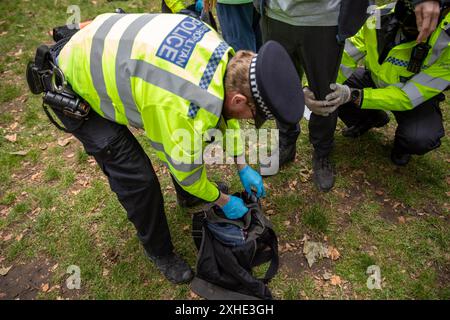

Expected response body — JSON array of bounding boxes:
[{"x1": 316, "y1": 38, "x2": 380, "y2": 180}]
[{"x1": 29, "y1": 13, "x2": 304, "y2": 284}]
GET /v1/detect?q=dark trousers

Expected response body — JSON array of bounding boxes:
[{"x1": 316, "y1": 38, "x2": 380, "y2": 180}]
[
  {"x1": 261, "y1": 16, "x2": 344, "y2": 152},
  {"x1": 339, "y1": 68, "x2": 445, "y2": 155},
  {"x1": 216, "y1": 3, "x2": 262, "y2": 52},
  {"x1": 54, "y1": 110, "x2": 176, "y2": 257}
]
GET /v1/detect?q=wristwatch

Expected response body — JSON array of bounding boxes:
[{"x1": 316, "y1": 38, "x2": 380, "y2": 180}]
[{"x1": 350, "y1": 88, "x2": 362, "y2": 106}]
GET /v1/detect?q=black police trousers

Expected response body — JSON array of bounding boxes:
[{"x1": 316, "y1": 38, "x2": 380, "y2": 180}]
[
  {"x1": 261, "y1": 16, "x2": 344, "y2": 152},
  {"x1": 53, "y1": 109, "x2": 196, "y2": 257},
  {"x1": 338, "y1": 68, "x2": 445, "y2": 155}
]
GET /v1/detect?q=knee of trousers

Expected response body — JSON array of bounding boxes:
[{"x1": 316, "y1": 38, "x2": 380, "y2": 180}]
[{"x1": 396, "y1": 129, "x2": 444, "y2": 155}]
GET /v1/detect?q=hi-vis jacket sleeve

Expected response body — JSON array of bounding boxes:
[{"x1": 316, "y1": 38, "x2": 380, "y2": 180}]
[
  {"x1": 337, "y1": 28, "x2": 367, "y2": 84},
  {"x1": 150, "y1": 118, "x2": 220, "y2": 203},
  {"x1": 362, "y1": 47, "x2": 450, "y2": 111},
  {"x1": 164, "y1": 0, "x2": 186, "y2": 13}
]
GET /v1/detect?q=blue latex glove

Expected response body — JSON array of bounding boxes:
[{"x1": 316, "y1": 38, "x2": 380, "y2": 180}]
[
  {"x1": 239, "y1": 165, "x2": 266, "y2": 198},
  {"x1": 195, "y1": 0, "x2": 203, "y2": 13},
  {"x1": 222, "y1": 195, "x2": 249, "y2": 220}
]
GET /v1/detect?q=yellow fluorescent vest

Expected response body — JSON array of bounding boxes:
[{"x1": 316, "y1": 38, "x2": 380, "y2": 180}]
[
  {"x1": 337, "y1": 3, "x2": 450, "y2": 111},
  {"x1": 58, "y1": 13, "x2": 243, "y2": 201}
]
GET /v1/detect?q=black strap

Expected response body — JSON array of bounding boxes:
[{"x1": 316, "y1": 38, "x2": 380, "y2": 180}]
[
  {"x1": 42, "y1": 103, "x2": 85, "y2": 133},
  {"x1": 260, "y1": 229, "x2": 279, "y2": 284}
]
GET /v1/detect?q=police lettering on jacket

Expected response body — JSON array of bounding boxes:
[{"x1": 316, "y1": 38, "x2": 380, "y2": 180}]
[{"x1": 157, "y1": 16, "x2": 210, "y2": 68}]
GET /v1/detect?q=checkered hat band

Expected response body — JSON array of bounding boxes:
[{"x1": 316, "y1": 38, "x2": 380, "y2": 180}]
[{"x1": 249, "y1": 56, "x2": 273, "y2": 119}]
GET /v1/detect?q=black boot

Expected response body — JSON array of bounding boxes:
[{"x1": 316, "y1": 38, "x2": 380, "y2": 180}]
[
  {"x1": 312, "y1": 153, "x2": 335, "y2": 192},
  {"x1": 145, "y1": 251, "x2": 194, "y2": 284},
  {"x1": 342, "y1": 112, "x2": 390, "y2": 138},
  {"x1": 390, "y1": 148, "x2": 411, "y2": 166},
  {"x1": 279, "y1": 143, "x2": 296, "y2": 166},
  {"x1": 260, "y1": 143, "x2": 296, "y2": 176},
  {"x1": 176, "y1": 182, "x2": 229, "y2": 209}
]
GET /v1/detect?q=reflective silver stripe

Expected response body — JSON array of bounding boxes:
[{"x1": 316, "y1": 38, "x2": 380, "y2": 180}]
[
  {"x1": 340, "y1": 64, "x2": 354, "y2": 79},
  {"x1": 427, "y1": 25, "x2": 450, "y2": 66},
  {"x1": 169, "y1": 164, "x2": 204, "y2": 186},
  {"x1": 345, "y1": 40, "x2": 365, "y2": 62},
  {"x1": 402, "y1": 82, "x2": 424, "y2": 107},
  {"x1": 130, "y1": 59, "x2": 223, "y2": 117},
  {"x1": 116, "y1": 15, "x2": 157, "y2": 128},
  {"x1": 411, "y1": 73, "x2": 450, "y2": 92},
  {"x1": 149, "y1": 139, "x2": 203, "y2": 172},
  {"x1": 90, "y1": 14, "x2": 126, "y2": 122}
]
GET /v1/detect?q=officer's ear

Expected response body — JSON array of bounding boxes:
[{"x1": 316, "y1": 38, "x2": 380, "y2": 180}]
[
  {"x1": 230, "y1": 93, "x2": 248, "y2": 108},
  {"x1": 224, "y1": 91, "x2": 252, "y2": 119}
]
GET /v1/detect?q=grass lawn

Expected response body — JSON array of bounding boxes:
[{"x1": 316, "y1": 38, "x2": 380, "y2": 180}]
[{"x1": 0, "y1": 0, "x2": 448, "y2": 300}]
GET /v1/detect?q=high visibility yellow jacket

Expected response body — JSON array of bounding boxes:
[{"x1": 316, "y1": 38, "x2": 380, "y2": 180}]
[
  {"x1": 58, "y1": 13, "x2": 243, "y2": 202},
  {"x1": 164, "y1": 0, "x2": 186, "y2": 13},
  {"x1": 337, "y1": 3, "x2": 450, "y2": 111}
]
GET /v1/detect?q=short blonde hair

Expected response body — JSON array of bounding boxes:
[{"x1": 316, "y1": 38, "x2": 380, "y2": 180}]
[{"x1": 224, "y1": 50, "x2": 256, "y2": 107}]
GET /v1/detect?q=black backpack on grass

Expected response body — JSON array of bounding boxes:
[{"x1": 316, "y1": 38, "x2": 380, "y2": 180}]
[{"x1": 191, "y1": 192, "x2": 279, "y2": 300}]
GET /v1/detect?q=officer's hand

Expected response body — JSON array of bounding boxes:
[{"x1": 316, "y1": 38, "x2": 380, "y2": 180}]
[
  {"x1": 195, "y1": 0, "x2": 203, "y2": 13},
  {"x1": 325, "y1": 83, "x2": 352, "y2": 109},
  {"x1": 303, "y1": 87, "x2": 336, "y2": 117},
  {"x1": 414, "y1": 1, "x2": 440, "y2": 43},
  {"x1": 221, "y1": 195, "x2": 249, "y2": 220},
  {"x1": 239, "y1": 165, "x2": 266, "y2": 198}
]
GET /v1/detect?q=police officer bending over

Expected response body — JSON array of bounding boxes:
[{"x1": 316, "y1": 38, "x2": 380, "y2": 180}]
[
  {"x1": 30, "y1": 13, "x2": 303, "y2": 284},
  {"x1": 305, "y1": 0, "x2": 449, "y2": 165}
]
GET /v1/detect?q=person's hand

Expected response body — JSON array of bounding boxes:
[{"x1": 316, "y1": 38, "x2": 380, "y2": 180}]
[
  {"x1": 325, "y1": 83, "x2": 352, "y2": 109},
  {"x1": 414, "y1": 1, "x2": 441, "y2": 43},
  {"x1": 195, "y1": 0, "x2": 203, "y2": 13},
  {"x1": 239, "y1": 165, "x2": 266, "y2": 198},
  {"x1": 303, "y1": 87, "x2": 336, "y2": 117},
  {"x1": 203, "y1": 0, "x2": 216, "y2": 12},
  {"x1": 221, "y1": 195, "x2": 249, "y2": 219}
]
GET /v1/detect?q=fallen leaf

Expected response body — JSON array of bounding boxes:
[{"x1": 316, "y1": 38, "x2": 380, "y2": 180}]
[
  {"x1": 5, "y1": 134, "x2": 17, "y2": 142},
  {"x1": 9, "y1": 122, "x2": 19, "y2": 130},
  {"x1": 66, "y1": 153, "x2": 75, "y2": 158},
  {"x1": 303, "y1": 241, "x2": 329, "y2": 267},
  {"x1": 49, "y1": 285, "x2": 60, "y2": 292},
  {"x1": 41, "y1": 283, "x2": 49, "y2": 292},
  {"x1": 398, "y1": 216, "x2": 406, "y2": 224},
  {"x1": 39, "y1": 144, "x2": 48, "y2": 150},
  {"x1": 9, "y1": 150, "x2": 28, "y2": 156},
  {"x1": 15, "y1": 233, "x2": 23, "y2": 241},
  {"x1": 102, "y1": 269, "x2": 109, "y2": 276},
  {"x1": 328, "y1": 247, "x2": 340, "y2": 261},
  {"x1": 375, "y1": 190, "x2": 384, "y2": 196},
  {"x1": 330, "y1": 275, "x2": 342, "y2": 286},
  {"x1": 189, "y1": 290, "x2": 199, "y2": 299},
  {"x1": 0, "y1": 266, "x2": 12, "y2": 276},
  {"x1": 57, "y1": 137, "x2": 72, "y2": 147},
  {"x1": 31, "y1": 172, "x2": 40, "y2": 181},
  {"x1": 323, "y1": 271, "x2": 332, "y2": 280},
  {"x1": 283, "y1": 220, "x2": 291, "y2": 227},
  {"x1": 3, "y1": 234, "x2": 13, "y2": 241},
  {"x1": 50, "y1": 264, "x2": 59, "y2": 272}
]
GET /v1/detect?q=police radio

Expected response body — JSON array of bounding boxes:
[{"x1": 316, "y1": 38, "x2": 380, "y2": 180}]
[{"x1": 407, "y1": 42, "x2": 431, "y2": 74}]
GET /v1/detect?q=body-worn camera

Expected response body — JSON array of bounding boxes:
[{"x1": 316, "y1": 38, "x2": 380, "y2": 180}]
[
  {"x1": 408, "y1": 42, "x2": 431, "y2": 74},
  {"x1": 26, "y1": 44, "x2": 90, "y2": 131}
]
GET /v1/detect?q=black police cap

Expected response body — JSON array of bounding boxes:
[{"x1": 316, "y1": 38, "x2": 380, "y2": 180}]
[{"x1": 249, "y1": 41, "x2": 304, "y2": 128}]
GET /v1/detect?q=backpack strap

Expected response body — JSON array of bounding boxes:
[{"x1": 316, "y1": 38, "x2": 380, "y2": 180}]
[{"x1": 259, "y1": 228, "x2": 279, "y2": 284}]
